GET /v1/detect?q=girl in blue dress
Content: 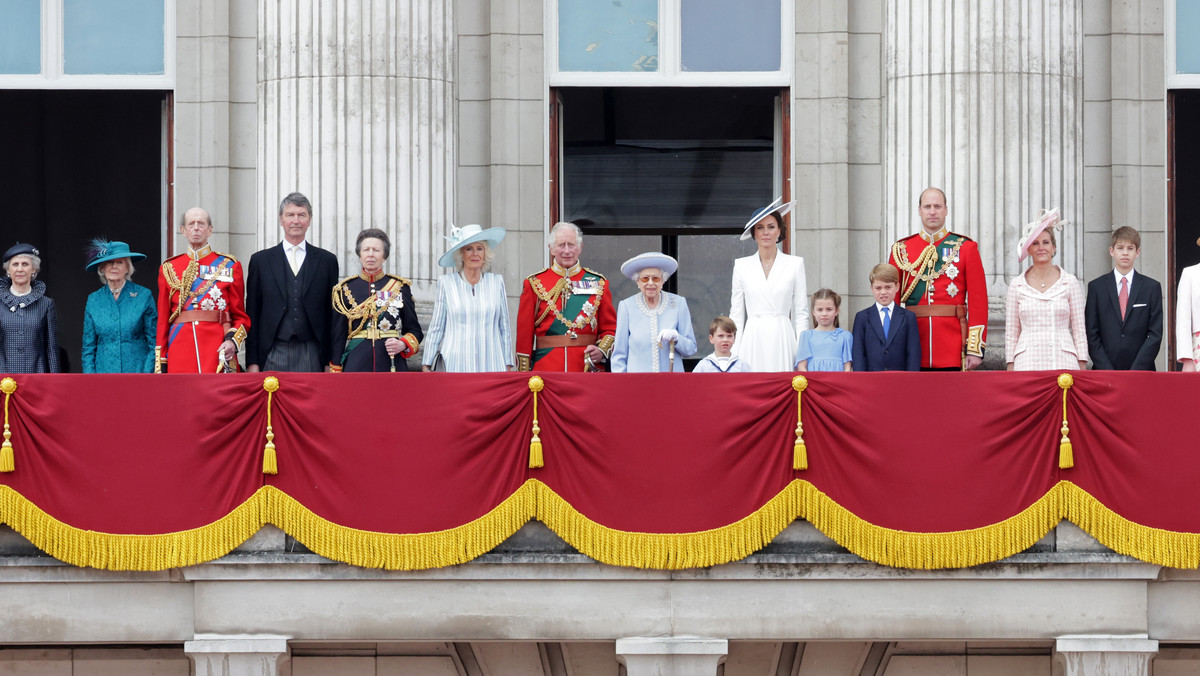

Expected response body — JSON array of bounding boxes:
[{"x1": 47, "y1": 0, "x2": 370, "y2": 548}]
[{"x1": 794, "y1": 288, "x2": 852, "y2": 371}]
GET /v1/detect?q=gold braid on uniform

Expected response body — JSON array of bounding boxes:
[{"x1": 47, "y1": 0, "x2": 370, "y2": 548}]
[
  {"x1": 162, "y1": 258, "x2": 201, "y2": 323},
  {"x1": 890, "y1": 238, "x2": 965, "y2": 303},
  {"x1": 332, "y1": 277, "x2": 408, "y2": 339},
  {"x1": 529, "y1": 276, "x2": 606, "y2": 332}
]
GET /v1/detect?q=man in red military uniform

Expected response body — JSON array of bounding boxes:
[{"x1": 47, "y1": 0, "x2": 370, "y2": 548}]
[
  {"x1": 155, "y1": 207, "x2": 251, "y2": 373},
  {"x1": 516, "y1": 222, "x2": 616, "y2": 372},
  {"x1": 887, "y1": 187, "x2": 988, "y2": 370}
]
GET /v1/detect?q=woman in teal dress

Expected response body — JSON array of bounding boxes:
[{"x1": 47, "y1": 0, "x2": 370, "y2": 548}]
[{"x1": 82, "y1": 239, "x2": 157, "y2": 373}]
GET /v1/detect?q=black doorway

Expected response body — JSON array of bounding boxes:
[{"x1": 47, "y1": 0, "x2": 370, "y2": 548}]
[{"x1": 0, "y1": 90, "x2": 166, "y2": 372}]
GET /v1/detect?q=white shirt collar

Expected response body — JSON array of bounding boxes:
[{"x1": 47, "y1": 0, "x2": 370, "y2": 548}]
[
  {"x1": 282, "y1": 240, "x2": 308, "y2": 253},
  {"x1": 875, "y1": 302, "x2": 895, "y2": 313},
  {"x1": 1113, "y1": 268, "x2": 1135, "y2": 288}
]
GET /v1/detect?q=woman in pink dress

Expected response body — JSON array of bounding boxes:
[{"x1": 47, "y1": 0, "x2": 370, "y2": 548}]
[{"x1": 1005, "y1": 209, "x2": 1088, "y2": 371}]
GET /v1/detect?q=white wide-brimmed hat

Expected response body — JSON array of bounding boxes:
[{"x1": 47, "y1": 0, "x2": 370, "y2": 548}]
[
  {"x1": 1016, "y1": 208, "x2": 1064, "y2": 262},
  {"x1": 438, "y1": 224, "x2": 506, "y2": 268},
  {"x1": 739, "y1": 197, "x2": 796, "y2": 241},
  {"x1": 620, "y1": 252, "x2": 678, "y2": 281}
]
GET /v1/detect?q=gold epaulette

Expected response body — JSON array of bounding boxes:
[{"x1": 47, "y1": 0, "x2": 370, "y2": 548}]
[
  {"x1": 583, "y1": 267, "x2": 608, "y2": 280},
  {"x1": 212, "y1": 250, "x2": 239, "y2": 263},
  {"x1": 388, "y1": 274, "x2": 412, "y2": 286},
  {"x1": 526, "y1": 267, "x2": 550, "y2": 282}
]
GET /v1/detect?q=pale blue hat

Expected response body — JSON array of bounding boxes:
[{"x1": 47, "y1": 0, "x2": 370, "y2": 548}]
[{"x1": 438, "y1": 224, "x2": 506, "y2": 268}]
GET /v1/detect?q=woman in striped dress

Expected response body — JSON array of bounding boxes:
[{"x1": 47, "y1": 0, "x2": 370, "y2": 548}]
[{"x1": 422, "y1": 224, "x2": 514, "y2": 372}]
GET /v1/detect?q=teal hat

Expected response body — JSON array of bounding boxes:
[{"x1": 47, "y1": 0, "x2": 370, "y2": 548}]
[
  {"x1": 86, "y1": 239, "x2": 146, "y2": 271},
  {"x1": 438, "y1": 224, "x2": 506, "y2": 268}
]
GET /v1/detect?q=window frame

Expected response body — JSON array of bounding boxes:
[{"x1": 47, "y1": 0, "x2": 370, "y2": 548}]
[
  {"x1": 0, "y1": 0, "x2": 175, "y2": 89},
  {"x1": 546, "y1": 0, "x2": 793, "y2": 87}
]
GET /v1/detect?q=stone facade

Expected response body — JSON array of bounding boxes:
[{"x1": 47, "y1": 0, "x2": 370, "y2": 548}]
[{"x1": 5, "y1": 0, "x2": 1182, "y2": 672}]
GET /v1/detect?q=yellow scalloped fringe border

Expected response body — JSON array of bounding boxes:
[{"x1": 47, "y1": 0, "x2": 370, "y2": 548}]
[
  {"x1": 3, "y1": 480, "x2": 1200, "y2": 571},
  {"x1": 262, "y1": 484, "x2": 536, "y2": 570},
  {"x1": 534, "y1": 479, "x2": 800, "y2": 569},
  {"x1": 0, "y1": 484, "x2": 267, "y2": 570}
]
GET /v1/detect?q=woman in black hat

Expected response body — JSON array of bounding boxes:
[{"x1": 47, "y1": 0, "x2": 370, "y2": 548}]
[
  {"x1": 81, "y1": 239, "x2": 157, "y2": 373},
  {"x1": 0, "y1": 243, "x2": 60, "y2": 373}
]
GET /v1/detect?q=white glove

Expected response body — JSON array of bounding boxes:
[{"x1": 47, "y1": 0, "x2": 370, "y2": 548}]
[{"x1": 657, "y1": 329, "x2": 680, "y2": 344}]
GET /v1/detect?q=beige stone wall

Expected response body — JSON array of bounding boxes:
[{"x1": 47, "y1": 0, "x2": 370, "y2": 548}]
[
  {"x1": 793, "y1": 0, "x2": 886, "y2": 320},
  {"x1": 175, "y1": 0, "x2": 258, "y2": 260},
  {"x1": 1083, "y1": 0, "x2": 1166, "y2": 366},
  {"x1": 455, "y1": 0, "x2": 546, "y2": 307}
]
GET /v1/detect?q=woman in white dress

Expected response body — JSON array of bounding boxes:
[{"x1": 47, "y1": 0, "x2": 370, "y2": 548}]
[
  {"x1": 610, "y1": 252, "x2": 697, "y2": 372},
  {"x1": 729, "y1": 198, "x2": 809, "y2": 372},
  {"x1": 1177, "y1": 236, "x2": 1200, "y2": 371},
  {"x1": 421, "y1": 224, "x2": 513, "y2": 372}
]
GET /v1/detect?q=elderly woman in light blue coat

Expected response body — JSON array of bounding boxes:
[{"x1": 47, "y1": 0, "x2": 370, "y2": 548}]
[
  {"x1": 611, "y1": 252, "x2": 697, "y2": 373},
  {"x1": 82, "y1": 239, "x2": 157, "y2": 373}
]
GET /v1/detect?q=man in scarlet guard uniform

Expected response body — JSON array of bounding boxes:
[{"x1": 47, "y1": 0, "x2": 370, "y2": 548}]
[
  {"x1": 155, "y1": 207, "x2": 251, "y2": 373},
  {"x1": 516, "y1": 221, "x2": 616, "y2": 372},
  {"x1": 888, "y1": 188, "x2": 988, "y2": 370}
]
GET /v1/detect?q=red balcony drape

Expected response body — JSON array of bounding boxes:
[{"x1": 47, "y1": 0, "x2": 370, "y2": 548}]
[{"x1": 0, "y1": 371, "x2": 1196, "y2": 571}]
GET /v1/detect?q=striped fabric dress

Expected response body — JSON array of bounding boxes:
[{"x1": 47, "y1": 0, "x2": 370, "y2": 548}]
[{"x1": 422, "y1": 271, "x2": 513, "y2": 372}]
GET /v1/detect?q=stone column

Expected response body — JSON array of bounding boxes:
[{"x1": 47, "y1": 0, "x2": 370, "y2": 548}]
[
  {"x1": 1056, "y1": 635, "x2": 1158, "y2": 676},
  {"x1": 615, "y1": 637, "x2": 727, "y2": 676},
  {"x1": 185, "y1": 634, "x2": 290, "y2": 676},
  {"x1": 885, "y1": 0, "x2": 1084, "y2": 291},
  {"x1": 258, "y1": 0, "x2": 455, "y2": 294}
]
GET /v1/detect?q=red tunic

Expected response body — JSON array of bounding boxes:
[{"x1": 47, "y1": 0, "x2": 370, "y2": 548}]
[
  {"x1": 888, "y1": 230, "x2": 988, "y2": 369},
  {"x1": 515, "y1": 263, "x2": 616, "y2": 372},
  {"x1": 155, "y1": 248, "x2": 250, "y2": 374}
]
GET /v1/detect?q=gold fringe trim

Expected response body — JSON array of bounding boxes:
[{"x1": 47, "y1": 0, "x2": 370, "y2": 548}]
[
  {"x1": 0, "y1": 484, "x2": 268, "y2": 571},
  {"x1": 261, "y1": 484, "x2": 536, "y2": 570},
  {"x1": 534, "y1": 480, "x2": 800, "y2": 569},
  {"x1": 1059, "y1": 481, "x2": 1200, "y2": 569},
  {"x1": 5, "y1": 480, "x2": 1200, "y2": 570},
  {"x1": 797, "y1": 481, "x2": 1065, "y2": 569}
]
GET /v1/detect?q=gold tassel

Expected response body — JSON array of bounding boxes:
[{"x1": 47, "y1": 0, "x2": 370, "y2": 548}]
[
  {"x1": 262, "y1": 376, "x2": 280, "y2": 475},
  {"x1": 1057, "y1": 373, "x2": 1074, "y2": 469},
  {"x1": 528, "y1": 376, "x2": 544, "y2": 469},
  {"x1": 1, "y1": 378, "x2": 16, "y2": 473},
  {"x1": 792, "y1": 375, "x2": 808, "y2": 470}
]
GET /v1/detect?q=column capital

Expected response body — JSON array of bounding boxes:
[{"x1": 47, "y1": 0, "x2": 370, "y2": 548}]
[
  {"x1": 185, "y1": 634, "x2": 291, "y2": 676},
  {"x1": 1056, "y1": 635, "x2": 1159, "y2": 654},
  {"x1": 1056, "y1": 634, "x2": 1158, "y2": 676},
  {"x1": 616, "y1": 637, "x2": 728, "y2": 676}
]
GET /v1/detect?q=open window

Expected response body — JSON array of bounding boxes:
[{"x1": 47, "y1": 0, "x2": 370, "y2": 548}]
[{"x1": 551, "y1": 86, "x2": 790, "y2": 368}]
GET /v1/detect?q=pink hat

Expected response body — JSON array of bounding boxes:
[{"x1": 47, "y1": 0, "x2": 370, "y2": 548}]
[{"x1": 1016, "y1": 208, "x2": 1062, "y2": 262}]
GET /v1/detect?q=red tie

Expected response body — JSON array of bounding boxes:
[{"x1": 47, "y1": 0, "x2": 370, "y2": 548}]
[{"x1": 1119, "y1": 277, "x2": 1129, "y2": 320}]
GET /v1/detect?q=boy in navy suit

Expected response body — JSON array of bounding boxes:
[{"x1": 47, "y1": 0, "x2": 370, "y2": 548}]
[
  {"x1": 853, "y1": 264, "x2": 921, "y2": 371},
  {"x1": 1084, "y1": 226, "x2": 1163, "y2": 370}
]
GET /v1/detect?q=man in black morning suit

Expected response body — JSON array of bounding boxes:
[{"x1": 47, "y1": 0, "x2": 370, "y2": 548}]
[
  {"x1": 1084, "y1": 226, "x2": 1162, "y2": 370},
  {"x1": 245, "y1": 192, "x2": 340, "y2": 372}
]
